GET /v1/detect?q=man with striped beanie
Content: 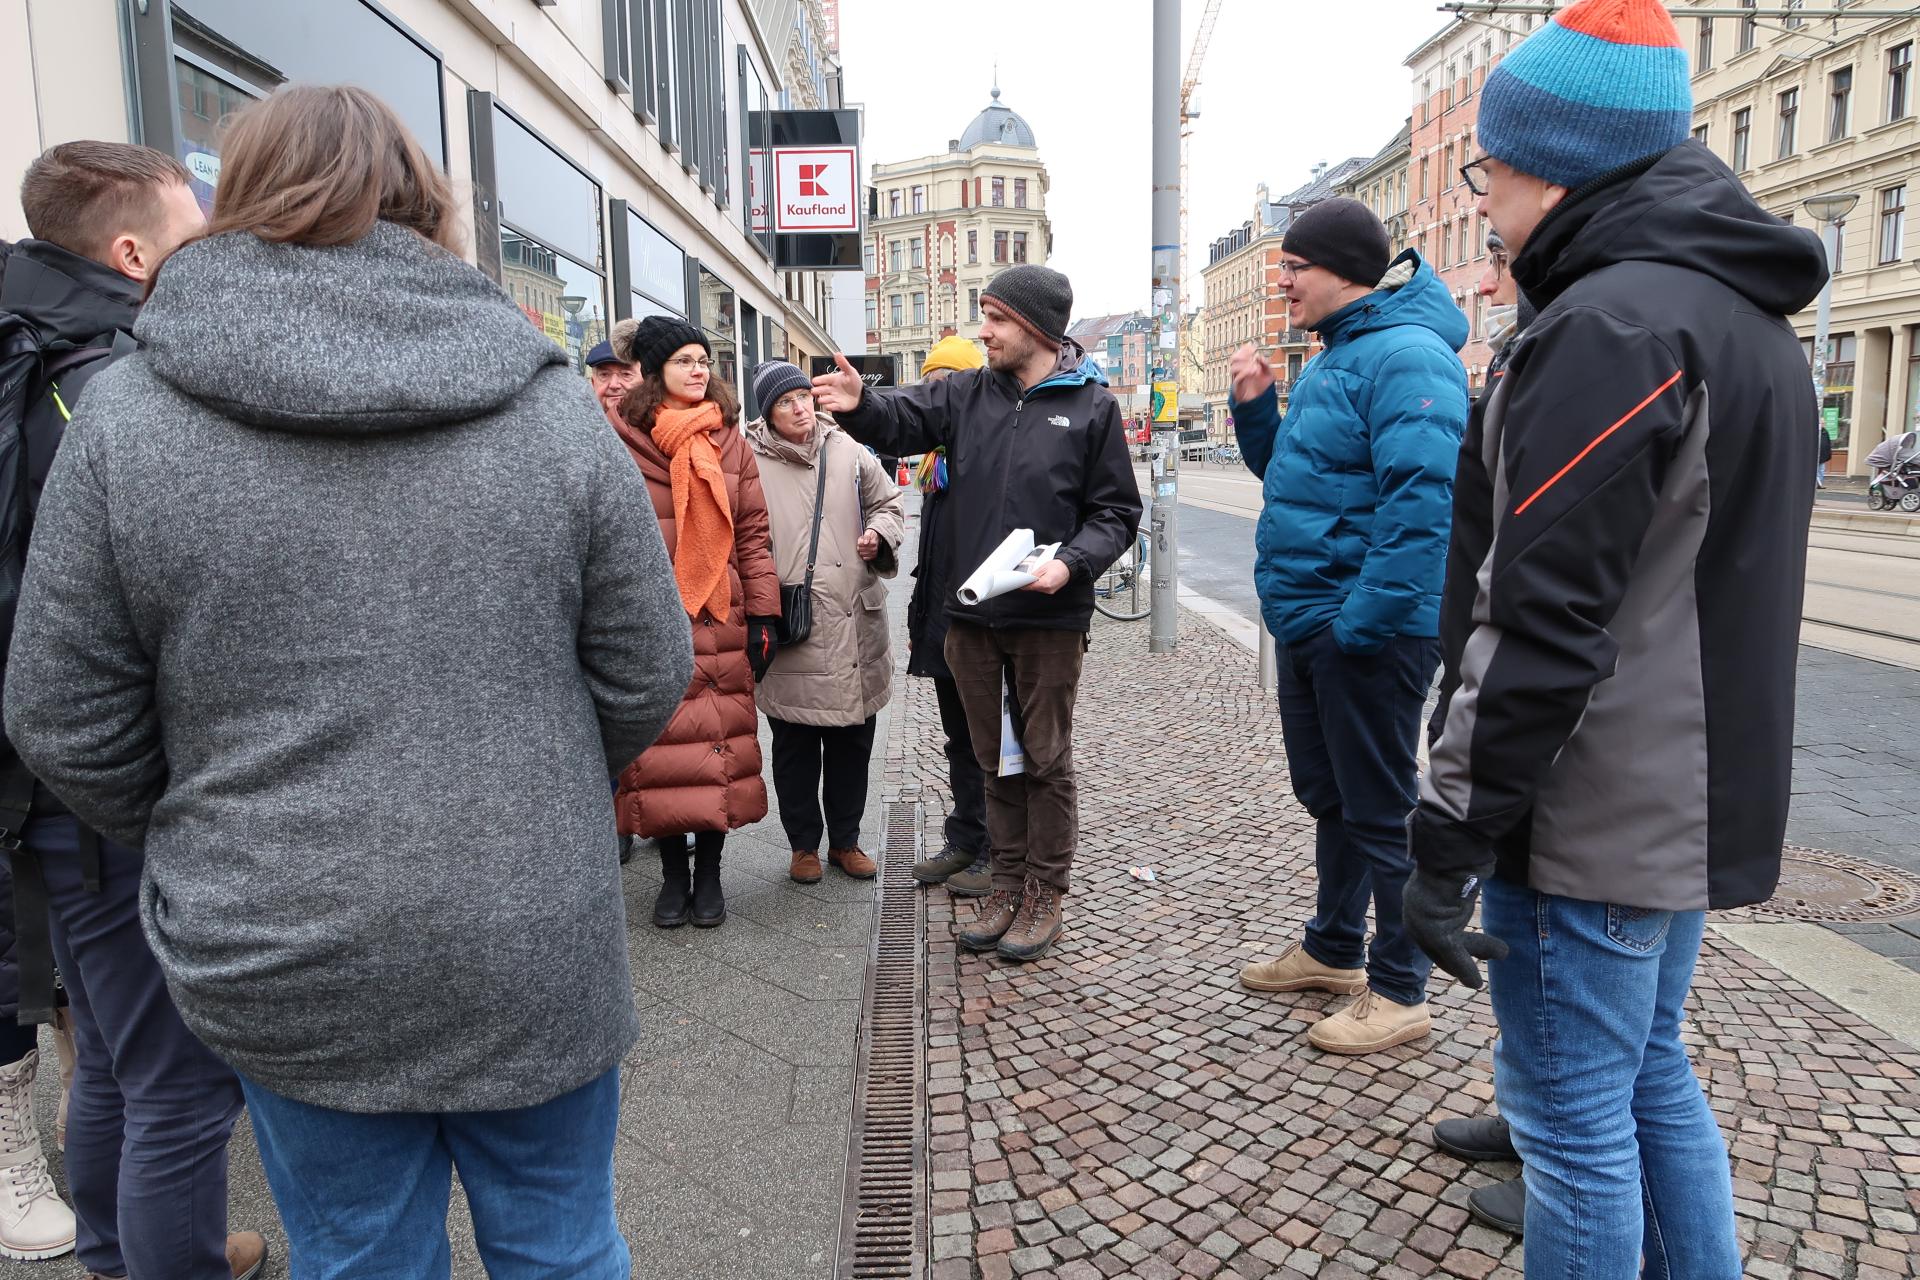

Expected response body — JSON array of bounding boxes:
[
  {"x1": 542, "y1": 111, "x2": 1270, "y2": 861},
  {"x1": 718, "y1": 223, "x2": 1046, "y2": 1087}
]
[{"x1": 1402, "y1": 0, "x2": 1828, "y2": 1268}]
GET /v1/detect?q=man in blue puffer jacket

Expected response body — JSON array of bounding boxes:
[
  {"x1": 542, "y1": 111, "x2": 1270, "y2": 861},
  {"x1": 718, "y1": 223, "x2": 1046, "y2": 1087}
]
[{"x1": 1230, "y1": 197, "x2": 1468, "y2": 1057}]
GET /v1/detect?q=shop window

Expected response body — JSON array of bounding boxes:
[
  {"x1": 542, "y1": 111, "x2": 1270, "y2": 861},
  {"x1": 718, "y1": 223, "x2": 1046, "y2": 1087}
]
[
  {"x1": 697, "y1": 266, "x2": 737, "y2": 394},
  {"x1": 612, "y1": 202, "x2": 687, "y2": 320},
  {"x1": 477, "y1": 101, "x2": 607, "y2": 374}
]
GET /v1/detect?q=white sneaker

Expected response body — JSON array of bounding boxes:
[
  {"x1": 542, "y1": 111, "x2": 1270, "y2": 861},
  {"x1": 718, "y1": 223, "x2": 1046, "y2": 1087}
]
[{"x1": 0, "y1": 1050, "x2": 77, "y2": 1260}]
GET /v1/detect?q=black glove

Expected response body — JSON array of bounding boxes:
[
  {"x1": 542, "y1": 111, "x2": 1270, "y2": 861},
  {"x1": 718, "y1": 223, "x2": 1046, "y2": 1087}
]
[
  {"x1": 747, "y1": 616, "x2": 779, "y2": 681},
  {"x1": 1402, "y1": 863, "x2": 1509, "y2": 990}
]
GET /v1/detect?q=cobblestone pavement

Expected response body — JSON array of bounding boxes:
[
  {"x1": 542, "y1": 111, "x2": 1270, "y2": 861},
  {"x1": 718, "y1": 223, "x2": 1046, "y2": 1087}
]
[{"x1": 886, "y1": 609, "x2": 1920, "y2": 1280}]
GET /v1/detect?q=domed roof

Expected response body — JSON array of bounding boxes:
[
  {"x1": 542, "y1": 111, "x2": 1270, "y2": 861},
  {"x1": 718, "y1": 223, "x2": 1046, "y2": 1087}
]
[{"x1": 957, "y1": 86, "x2": 1036, "y2": 150}]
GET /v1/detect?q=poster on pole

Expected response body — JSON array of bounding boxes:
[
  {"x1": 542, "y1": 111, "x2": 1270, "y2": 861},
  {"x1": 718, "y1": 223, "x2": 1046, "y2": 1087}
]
[{"x1": 1151, "y1": 381, "x2": 1179, "y2": 423}]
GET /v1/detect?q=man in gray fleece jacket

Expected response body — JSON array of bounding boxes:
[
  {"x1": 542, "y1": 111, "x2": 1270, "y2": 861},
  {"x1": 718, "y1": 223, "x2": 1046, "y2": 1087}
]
[{"x1": 4, "y1": 223, "x2": 689, "y2": 1160}]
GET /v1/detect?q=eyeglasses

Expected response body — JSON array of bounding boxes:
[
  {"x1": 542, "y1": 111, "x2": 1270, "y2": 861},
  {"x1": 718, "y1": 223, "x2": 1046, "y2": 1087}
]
[
  {"x1": 667, "y1": 355, "x2": 714, "y2": 372},
  {"x1": 1460, "y1": 157, "x2": 1491, "y2": 197},
  {"x1": 1276, "y1": 260, "x2": 1319, "y2": 281},
  {"x1": 772, "y1": 390, "x2": 812, "y2": 414}
]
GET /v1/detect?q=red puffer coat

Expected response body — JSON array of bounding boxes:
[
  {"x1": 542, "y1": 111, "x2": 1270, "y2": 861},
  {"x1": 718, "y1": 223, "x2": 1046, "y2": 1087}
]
[{"x1": 612, "y1": 412, "x2": 779, "y2": 837}]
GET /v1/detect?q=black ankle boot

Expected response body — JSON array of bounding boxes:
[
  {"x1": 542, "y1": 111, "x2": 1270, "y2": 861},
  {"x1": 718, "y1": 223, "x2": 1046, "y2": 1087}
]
[
  {"x1": 653, "y1": 839, "x2": 692, "y2": 928},
  {"x1": 691, "y1": 835, "x2": 725, "y2": 928}
]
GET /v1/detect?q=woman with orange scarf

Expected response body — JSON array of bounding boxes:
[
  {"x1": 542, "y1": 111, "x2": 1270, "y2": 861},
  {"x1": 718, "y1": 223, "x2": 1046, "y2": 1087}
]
[{"x1": 608, "y1": 316, "x2": 781, "y2": 929}]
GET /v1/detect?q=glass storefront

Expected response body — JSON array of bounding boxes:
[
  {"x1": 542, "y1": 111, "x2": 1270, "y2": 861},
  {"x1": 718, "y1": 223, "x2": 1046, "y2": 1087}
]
[
  {"x1": 487, "y1": 105, "x2": 608, "y2": 375},
  {"x1": 135, "y1": 2, "x2": 445, "y2": 216},
  {"x1": 619, "y1": 205, "x2": 688, "y2": 320},
  {"x1": 697, "y1": 267, "x2": 739, "y2": 397}
]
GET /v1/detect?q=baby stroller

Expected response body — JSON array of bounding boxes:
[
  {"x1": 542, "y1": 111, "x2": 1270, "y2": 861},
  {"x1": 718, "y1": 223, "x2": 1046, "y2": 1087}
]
[{"x1": 1866, "y1": 431, "x2": 1920, "y2": 511}]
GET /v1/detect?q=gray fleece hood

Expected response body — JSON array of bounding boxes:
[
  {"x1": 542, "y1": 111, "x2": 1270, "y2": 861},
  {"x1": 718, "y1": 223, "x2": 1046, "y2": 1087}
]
[{"x1": 137, "y1": 221, "x2": 564, "y2": 434}]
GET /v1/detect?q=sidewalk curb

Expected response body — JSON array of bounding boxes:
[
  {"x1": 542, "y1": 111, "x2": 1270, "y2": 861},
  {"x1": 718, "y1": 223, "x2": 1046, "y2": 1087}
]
[{"x1": 1711, "y1": 921, "x2": 1920, "y2": 1050}]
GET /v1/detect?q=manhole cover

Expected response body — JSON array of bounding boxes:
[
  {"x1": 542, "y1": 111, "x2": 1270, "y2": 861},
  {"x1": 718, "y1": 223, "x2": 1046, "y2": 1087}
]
[{"x1": 1753, "y1": 847, "x2": 1920, "y2": 922}]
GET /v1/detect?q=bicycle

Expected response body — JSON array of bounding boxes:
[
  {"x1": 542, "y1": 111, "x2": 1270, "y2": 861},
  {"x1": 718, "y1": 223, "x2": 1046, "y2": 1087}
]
[{"x1": 1094, "y1": 531, "x2": 1152, "y2": 621}]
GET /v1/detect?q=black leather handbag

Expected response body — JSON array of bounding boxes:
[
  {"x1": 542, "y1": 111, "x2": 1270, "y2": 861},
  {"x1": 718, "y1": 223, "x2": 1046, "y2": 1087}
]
[{"x1": 777, "y1": 444, "x2": 831, "y2": 646}]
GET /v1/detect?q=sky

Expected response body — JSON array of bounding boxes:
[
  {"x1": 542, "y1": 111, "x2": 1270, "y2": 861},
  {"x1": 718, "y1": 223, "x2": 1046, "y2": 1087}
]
[{"x1": 836, "y1": 0, "x2": 1455, "y2": 317}]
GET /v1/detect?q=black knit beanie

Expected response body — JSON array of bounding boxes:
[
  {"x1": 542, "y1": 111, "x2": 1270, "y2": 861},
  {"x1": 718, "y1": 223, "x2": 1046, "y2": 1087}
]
[
  {"x1": 1282, "y1": 198, "x2": 1391, "y2": 289},
  {"x1": 619, "y1": 314, "x2": 710, "y2": 376},
  {"x1": 981, "y1": 265, "x2": 1072, "y2": 345}
]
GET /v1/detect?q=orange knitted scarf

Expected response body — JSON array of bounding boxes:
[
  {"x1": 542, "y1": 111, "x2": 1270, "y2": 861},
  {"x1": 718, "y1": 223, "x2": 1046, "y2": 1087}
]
[{"x1": 650, "y1": 401, "x2": 734, "y2": 621}]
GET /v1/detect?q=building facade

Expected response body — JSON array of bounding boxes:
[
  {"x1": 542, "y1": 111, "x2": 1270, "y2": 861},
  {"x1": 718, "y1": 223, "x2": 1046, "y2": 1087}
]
[
  {"x1": 1689, "y1": 7, "x2": 1920, "y2": 473},
  {"x1": 1404, "y1": 8, "x2": 1541, "y2": 385},
  {"x1": 864, "y1": 86, "x2": 1052, "y2": 382},
  {"x1": 1338, "y1": 120, "x2": 1415, "y2": 255},
  {"x1": 1, "y1": 0, "x2": 849, "y2": 418},
  {"x1": 1198, "y1": 164, "x2": 1364, "y2": 430}
]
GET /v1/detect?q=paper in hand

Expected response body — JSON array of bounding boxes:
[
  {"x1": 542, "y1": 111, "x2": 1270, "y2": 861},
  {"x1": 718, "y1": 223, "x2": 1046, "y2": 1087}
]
[{"x1": 957, "y1": 529, "x2": 1062, "y2": 606}]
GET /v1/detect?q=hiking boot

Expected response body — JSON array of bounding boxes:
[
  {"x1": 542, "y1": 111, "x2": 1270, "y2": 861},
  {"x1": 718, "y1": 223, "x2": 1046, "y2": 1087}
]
[
  {"x1": 996, "y1": 877, "x2": 1064, "y2": 963},
  {"x1": 1433, "y1": 1114, "x2": 1518, "y2": 1163},
  {"x1": 1307, "y1": 989, "x2": 1431, "y2": 1055},
  {"x1": 790, "y1": 849, "x2": 824, "y2": 884},
  {"x1": 0, "y1": 1050, "x2": 76, "y2": 1261},
  {"x1": 1468, "y1": 1178, "x2": 1526, "y2": 1235},
  {"x1": 653, "y1": 840, "x2": 692, "y2": 929},
  {"x1": 945, "y1": 852, "x2": 992, "y2": 899},
  {"x1": 619, "y1": 834, "x2": 637, "y2": 866},
  {"x1": 227, "y1": 1231, "x2": 270, "y2": 1280},
  {"x1": 957, "y1": 889, "x2": 1022, "y2": 952},
  {"x1": 1238, "y1": 942, "x2": 1367, "y2": 995},
  {"x1": 828, "y1": 846, "x2": 877, "y2": 879},
  {"x1": 912, "y1": 842, "x2": 976, "y2": 884},
  {"x1": 691, "y1": 842, "x2": 726, "y2": 928}
]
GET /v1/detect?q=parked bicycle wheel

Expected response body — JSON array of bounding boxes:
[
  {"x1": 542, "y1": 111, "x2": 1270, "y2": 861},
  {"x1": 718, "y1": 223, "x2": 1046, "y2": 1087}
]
[{"x1": 1094, "y1": 533, "x2": 1151, "y2": 621}]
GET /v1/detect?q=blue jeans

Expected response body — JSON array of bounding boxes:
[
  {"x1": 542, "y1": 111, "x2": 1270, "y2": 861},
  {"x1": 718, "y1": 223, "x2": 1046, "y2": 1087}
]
[
  {"x1": 1276, "y1": 628, "x2": 1439, "y2": 1005},
  {"x1": 240, "y1": 1068, "x2": 629, "y2": 1279},
  {"x1": 25, "y1": 813, "x2": 244, "y2": 1280},
  {"x1": 1483, "y1": 878, "x2": 1742, "y2": 1279}
]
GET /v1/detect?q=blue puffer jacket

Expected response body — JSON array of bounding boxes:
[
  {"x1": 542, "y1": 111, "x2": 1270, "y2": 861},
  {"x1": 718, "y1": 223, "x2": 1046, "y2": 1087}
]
[{"x1": 1234, "y1": 250, "x2": 1469, "y2": 652}]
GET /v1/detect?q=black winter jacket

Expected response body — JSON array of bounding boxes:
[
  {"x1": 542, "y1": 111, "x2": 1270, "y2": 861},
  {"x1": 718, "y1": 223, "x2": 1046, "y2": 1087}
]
[
  {"x1": 838, "y1": 341, "x2": 1142, "y2": 634},
  {"x1": 1413, "y1": 142, "x2": 1827, "y2": 912},
  {"x1": 0, "y1": 240, "x2": 143, "y2": 1021}
]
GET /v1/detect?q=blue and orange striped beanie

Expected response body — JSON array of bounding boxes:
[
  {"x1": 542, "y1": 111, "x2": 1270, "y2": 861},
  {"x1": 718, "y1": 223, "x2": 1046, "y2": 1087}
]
[{"x1": 1477, "y1": 0, "x2": 1693, "y2": 190}]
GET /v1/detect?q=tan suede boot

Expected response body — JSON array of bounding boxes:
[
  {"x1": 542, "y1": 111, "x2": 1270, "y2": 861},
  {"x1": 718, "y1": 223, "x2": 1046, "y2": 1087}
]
[
  {"x1": 1239, "y1": 942, "x2": 1367, "y2": 995},
  {"x1": 828, "y1": 846, "x2": 877, "y2": 879},
  {"x1": 789, "y1": 850, "x2": 824, "y2": 883},
  {"x1": 1307, "y1": 989, "x2": 1432, "y2": 1055}
]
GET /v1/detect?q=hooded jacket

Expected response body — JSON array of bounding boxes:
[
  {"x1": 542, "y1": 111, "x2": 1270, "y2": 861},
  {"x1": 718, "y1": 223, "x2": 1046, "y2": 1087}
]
[
  {"x1": 1414, "y1": 142, "x2": 1828, "y2": 911},
  {"x1": 1233, "y1": 252, "x2": 1471, "y2": 652},
  {"x1": 2, "y1": 222, "x2": 693, "y2": 1112},
  {"x1": 746, "y1": 413, "x2": 903, "y2": 727},
  {"x1": 835, "y1": 340, "x2": 1142, "y2": 633}
]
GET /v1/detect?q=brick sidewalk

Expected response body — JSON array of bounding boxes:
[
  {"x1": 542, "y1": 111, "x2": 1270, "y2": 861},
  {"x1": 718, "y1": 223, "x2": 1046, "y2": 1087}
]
[{"x1": 886, "y1": 611, "x2": 1920, "y2": 1280}]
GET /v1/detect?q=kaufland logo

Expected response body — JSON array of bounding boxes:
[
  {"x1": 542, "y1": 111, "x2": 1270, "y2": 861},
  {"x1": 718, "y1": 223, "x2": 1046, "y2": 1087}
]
[{"x1": 773, "y1": 147, "x2": 859, "y2": 234}]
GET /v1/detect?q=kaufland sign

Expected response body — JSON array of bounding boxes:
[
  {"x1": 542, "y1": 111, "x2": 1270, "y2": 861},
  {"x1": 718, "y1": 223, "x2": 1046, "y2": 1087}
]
[{"x1": 772, "y1": 146, "x2": 859, "y2": 234}]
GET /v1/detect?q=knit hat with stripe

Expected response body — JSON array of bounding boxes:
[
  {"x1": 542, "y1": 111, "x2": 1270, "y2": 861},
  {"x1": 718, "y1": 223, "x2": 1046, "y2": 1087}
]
[{"x1": 1477, "y1": 0, "x2": 1693, "y2": 191}]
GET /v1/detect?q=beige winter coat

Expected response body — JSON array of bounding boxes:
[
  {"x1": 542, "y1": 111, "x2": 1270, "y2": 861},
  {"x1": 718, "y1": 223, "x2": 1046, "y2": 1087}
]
[{"x1": 746, "y1": 414, "x2": 905, "y2": 727}]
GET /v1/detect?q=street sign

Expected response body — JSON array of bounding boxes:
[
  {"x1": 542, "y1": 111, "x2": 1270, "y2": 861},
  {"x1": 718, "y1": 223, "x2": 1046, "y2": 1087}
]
[{"x1": 772, "y1": 146, "x2": 859, "y2": 233}]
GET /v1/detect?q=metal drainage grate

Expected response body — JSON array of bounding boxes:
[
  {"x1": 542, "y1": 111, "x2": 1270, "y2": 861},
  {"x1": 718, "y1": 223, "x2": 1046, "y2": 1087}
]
[
  {"x1": 836, "y1": 801, "x2": 927, "y2": 1279},
  {"x1": 1754, "y1": 846, "x2": 1920, "y2": 922}
]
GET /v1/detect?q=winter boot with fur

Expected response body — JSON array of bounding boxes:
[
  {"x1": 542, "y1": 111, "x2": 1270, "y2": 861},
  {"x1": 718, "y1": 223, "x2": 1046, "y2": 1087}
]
[{"x1": 0, "y1": 1050, "x2": 76, "y2": 1261}]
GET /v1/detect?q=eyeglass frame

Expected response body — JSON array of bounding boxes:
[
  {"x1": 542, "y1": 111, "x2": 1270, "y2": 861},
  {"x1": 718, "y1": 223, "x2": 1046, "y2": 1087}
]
[
  {"x1": 1275, "y1": 258, "x2": 1321, "y2": 281},
  {"x1": 665, "y1": 354, "x2": 715, "y2": 372},
  {"x1": 1460, "y1": 156, "x2": 1491, "y2": 197}
]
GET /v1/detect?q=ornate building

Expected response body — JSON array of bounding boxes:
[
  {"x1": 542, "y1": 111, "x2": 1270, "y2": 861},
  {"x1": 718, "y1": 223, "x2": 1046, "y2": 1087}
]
[{"x1": 864, "y1": 85, "x2": 1052, "y2": 380}]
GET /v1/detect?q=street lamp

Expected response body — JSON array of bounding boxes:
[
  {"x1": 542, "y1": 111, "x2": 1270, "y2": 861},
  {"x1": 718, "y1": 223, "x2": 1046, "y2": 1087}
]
[{"x1": 1802, "y1": 190, "x2": 1858, "y2": 439}]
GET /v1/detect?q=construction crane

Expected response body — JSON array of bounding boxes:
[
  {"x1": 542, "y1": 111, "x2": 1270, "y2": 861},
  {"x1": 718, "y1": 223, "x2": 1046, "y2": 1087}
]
[{"x1": 1178, "y1": 0, "x2": 1225, "y2": 320}]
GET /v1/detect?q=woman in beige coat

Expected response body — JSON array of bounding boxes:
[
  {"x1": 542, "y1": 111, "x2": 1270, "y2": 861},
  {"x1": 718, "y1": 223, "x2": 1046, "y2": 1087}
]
[{"x1": 745, "y1": 361, "x2": 905, "y2": 884}]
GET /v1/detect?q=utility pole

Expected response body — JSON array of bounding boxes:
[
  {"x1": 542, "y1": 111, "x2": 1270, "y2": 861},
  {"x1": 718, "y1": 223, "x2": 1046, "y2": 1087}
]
[{"x1": 1149, "y1": 0, "x2": 1181, "y2": 654}]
